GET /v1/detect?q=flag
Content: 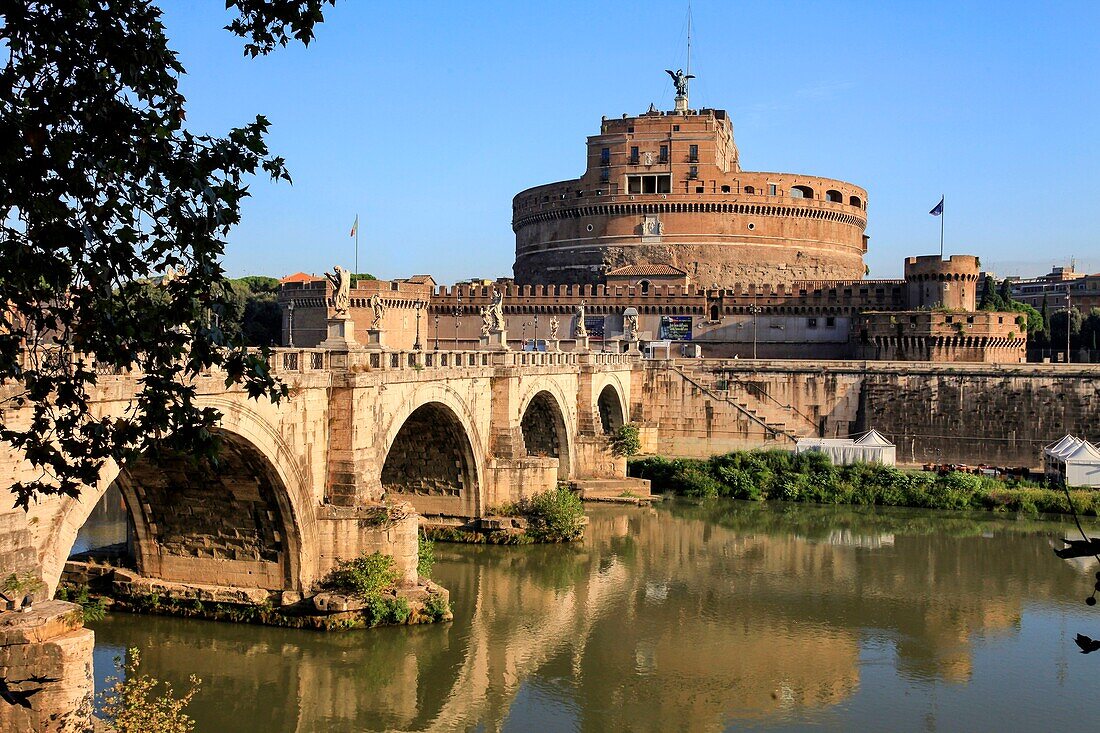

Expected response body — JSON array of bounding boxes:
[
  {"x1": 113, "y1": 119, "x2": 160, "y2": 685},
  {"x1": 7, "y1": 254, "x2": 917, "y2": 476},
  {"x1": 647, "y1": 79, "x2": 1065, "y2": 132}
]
[
  {"x1": 349, "y1": 215, "x2": 359, "y2": 237},
  {"x1": 929, "y1": 197, "x2": 944, "y2": 216}
]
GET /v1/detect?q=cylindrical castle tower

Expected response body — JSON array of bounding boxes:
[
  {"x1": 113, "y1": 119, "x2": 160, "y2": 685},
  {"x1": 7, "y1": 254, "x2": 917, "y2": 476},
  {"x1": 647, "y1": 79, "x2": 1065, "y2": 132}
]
[
  {"x1": 903, "y1": 255, "x2": 980, "y2": 311},
  {"x1": 512, "y1": 94, "x2": 869, "y2": 286}
]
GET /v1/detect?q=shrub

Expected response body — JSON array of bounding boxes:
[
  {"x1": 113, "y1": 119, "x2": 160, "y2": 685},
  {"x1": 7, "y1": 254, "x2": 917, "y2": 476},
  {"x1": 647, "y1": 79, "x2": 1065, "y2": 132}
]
[
  {"x1": 510, "y1": 487, "x2": 586, "y2": 542},
  {"x1": 367, "y1": 596, "x2": 410, "y2": 626},
  {"x1": 101, "y1": 648, "x2": 200, "y2": 733},
  {"x1": 424, "y1": 593, "x2": 450, "y2": 622},
  {"x1": 417, "y1": 534, "x2": 435, "y2": 579},
  {"x1": 611, "y1": 423, "x2": 641, "y2": 457},
  {"x1": 322, "y1": 553, "x2": 398, "y2": 600}
]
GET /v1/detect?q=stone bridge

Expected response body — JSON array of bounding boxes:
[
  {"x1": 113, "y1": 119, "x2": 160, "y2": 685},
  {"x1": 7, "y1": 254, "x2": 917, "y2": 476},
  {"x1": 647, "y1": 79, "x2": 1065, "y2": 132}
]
[{"x1": 1, "y1": 347, "x2": 639, "y2": 600}]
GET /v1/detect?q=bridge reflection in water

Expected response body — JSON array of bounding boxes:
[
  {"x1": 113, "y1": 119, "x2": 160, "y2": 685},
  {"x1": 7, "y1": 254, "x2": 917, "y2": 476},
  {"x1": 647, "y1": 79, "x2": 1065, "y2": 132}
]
[{"x1": 88, "y1": 502, "x2": 1097, "y2": 732}]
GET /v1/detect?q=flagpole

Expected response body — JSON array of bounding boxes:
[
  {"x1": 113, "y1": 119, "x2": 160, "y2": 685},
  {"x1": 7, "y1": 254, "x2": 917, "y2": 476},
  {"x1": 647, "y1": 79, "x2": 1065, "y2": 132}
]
[
  {"x1": 355, "y1": 212, "x2": 359, "y2": 275},
  {"x1": 939, "y1": 195, "x2": 944, "y2": 258}
]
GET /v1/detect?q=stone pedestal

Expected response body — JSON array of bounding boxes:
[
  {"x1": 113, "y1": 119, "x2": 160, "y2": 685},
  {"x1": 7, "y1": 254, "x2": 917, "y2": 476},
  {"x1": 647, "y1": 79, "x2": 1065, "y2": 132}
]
[
  {"x1": 319, "y1": 316, "x2": 357, "y2": 350},
  {"x1": 479, "y1": 329, "x2": 510, "y2": 351},
  {"x1": 0, "y1": 601, "x2": 94, "y2": 733},
  {"x1": 365, "y1": 328, "x2": 386, "y2": 351},
  {"x1": 575, "y1": 335, "x2": 590, "y2": 352},
  {"x1": 674, "y1": 94, "x2": 688, "y2": 113},
  {"x1": 547, "y1": 339, "x2": 561, "y2": 352}
]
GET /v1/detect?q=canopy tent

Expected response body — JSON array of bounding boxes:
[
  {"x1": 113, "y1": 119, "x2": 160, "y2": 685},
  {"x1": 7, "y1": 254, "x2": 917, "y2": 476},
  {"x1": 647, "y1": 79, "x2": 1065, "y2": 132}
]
[
  {"x1": 1044, "y1": 434, "x2": 1100, "y2": 487},
  {"x1": 795, "y1": 431, "x2": 896, "y2": 466},
  {"x1": 1064, "y1": 441, "x2": 1100, "y2": 488}
]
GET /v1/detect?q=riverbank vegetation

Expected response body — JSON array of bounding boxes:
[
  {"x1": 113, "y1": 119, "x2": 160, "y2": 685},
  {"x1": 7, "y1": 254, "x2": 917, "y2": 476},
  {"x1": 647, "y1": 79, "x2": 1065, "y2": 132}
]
[
  {"x1": 628, "y1": 450, "x2": 1096, "y2": 517},
  {"x1": 496, "y1": 487, "x2": 587, "y2": 543}
]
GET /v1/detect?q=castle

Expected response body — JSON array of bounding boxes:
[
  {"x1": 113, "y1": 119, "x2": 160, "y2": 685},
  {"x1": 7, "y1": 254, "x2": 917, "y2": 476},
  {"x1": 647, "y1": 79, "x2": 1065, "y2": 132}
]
[{"x1": 280, "y1": 78, "x2": 1025, "y2": 364}]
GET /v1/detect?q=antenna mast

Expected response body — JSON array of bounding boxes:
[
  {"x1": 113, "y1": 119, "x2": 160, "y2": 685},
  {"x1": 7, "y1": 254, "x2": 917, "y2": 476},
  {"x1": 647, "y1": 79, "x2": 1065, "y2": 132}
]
[{"x1": 686, "y1": 1, "x2": 693, "y2": 89}]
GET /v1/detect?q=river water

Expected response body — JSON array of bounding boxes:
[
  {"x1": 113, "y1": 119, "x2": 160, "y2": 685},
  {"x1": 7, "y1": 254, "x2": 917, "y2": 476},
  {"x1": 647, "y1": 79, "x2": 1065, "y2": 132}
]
[{"x1": 85, "y1": 500, "x2": 1100, "y2": 732}]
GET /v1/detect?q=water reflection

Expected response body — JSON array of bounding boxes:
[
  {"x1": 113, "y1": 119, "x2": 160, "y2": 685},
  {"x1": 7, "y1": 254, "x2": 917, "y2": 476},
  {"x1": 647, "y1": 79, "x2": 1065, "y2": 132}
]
[{"x1": 89, "y1": 501, "x2": 1098, "y2": 732}]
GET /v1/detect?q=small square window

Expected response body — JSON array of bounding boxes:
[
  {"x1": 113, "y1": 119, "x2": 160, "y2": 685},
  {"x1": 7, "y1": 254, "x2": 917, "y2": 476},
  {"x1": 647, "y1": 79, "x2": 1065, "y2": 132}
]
[
  {"x1": 825, "y1": 316, "x2": 836, "y2": 328},
  {"x1": 808, "y1": 317, "x2": 818, "y2": 329},
  {"x1": 627, "y1": 126, "x2": 634, "y2": 133},
  {"x1": 768, "y1": 184, "x2": 778, "y2": 196},
  {"x1": 721, "y1": 185, "x2": 731, "y2": 193},
  {"x1": 695, "y1": 186, "x2": 704, "y2": 193},
  {"x1": 673, "y1": 124, "x2": 680, "y2": 132}
]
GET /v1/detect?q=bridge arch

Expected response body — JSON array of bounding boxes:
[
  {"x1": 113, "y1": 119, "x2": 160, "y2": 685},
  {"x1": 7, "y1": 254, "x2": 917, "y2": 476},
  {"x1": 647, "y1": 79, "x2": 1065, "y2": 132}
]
[
  {"x1": 379, "y1": 384, "x2": 483, "y2": 518},
  {"x1": 42, "y1": 398, "x2": 314, "y2": 594},
  {"x1": 519, "y1": 387, "x2": 574, "y2": 480},
  {"x1": 594, "y1": 379, "x2": 628, "y2": 435}
]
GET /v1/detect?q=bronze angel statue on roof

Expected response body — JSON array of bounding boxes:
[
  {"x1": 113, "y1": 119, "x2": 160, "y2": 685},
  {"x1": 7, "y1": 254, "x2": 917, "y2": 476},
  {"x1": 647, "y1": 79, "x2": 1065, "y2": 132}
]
[{"x1": 666, "y1": 68, "x2": 695, "y2": 97}]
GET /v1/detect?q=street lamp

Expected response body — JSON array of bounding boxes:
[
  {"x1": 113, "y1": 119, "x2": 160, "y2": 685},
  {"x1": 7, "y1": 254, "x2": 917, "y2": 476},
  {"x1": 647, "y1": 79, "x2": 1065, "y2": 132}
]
[
  {"x1": 453, "y1": 293, "x2": 462, "y2": 350},
  {"x1": 534, "y1": 313, "x2": 539, "y2": 351},
  {"x1": 413, "y1": 301, "x2": 422, "y2": 351},
  {"x1": 286, "y1": 299, "x2": 295, "y2": 348},
  {"x1": 750, "y1": 291, "x2": 761, "y2": 360},
  {"x1": 434, "y1": 311, "x2": 440, "y2": 351}
]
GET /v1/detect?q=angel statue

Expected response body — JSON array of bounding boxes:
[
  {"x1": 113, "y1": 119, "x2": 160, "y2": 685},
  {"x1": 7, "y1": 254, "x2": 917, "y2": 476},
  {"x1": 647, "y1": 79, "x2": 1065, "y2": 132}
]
[
  {"x1": 489, "y1": 289, "x2": 506, "y2": 331},
  {"x1": 480, "y1": 306, "x2": 493, "y2": 336},
  {"x1": 575, "y1": 300, "x2": 588, "y2": 337},
  {"x1": 665, "y1": 68, "x2": 695, "y2": 97},
  {"x1": 548, "y1": 316, "x2": 559, "y2": 341},
  {"x1": 369, "y1": 292, "x2": 386, "y2": 328},
  {"x1": 326, "y1": 265, "x2": 351, "y2": 315},
  {"x1": 624, "y1": 313, "x2": 639, "y2": 339}
]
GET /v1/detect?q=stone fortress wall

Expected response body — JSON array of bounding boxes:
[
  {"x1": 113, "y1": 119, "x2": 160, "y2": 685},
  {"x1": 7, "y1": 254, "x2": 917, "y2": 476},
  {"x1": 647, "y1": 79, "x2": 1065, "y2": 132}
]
[{"x1": 512, "y1": 106, "x2": 868, "y2": 286}]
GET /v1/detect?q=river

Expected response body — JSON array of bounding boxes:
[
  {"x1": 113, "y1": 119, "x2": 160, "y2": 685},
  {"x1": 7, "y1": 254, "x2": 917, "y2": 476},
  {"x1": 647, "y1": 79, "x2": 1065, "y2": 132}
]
[{"x1": 83, "y1": 500, "x2": 1100, "y2": 732}]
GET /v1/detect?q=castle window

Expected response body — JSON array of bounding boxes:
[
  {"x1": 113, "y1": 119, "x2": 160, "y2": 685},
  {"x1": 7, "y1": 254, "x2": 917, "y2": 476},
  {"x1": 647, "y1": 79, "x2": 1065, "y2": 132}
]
[
  {"x1": 826, "y1": 317, "x2": 836, "y2": 328},
  {"x1": 721, "y1": 185, "x2": 731, "y2": 193},
  {"x1": 808, "y1": 317, "x2": 818, "y2": 329},
  {"x1": 673, "y1": 124, "x2": 680, "y2": 132},
  {"x1": 791, "y1": 185, "x2": 814, "y2": 199},
  {"x1": 600, "y1": 147, "x2": 610, "y2": 165},
  {"x1": 744, "y1": 185, "x2": 755, "y2": 194},
  {"x1": 640, "y1": 280, "x2": 651, "y2": 295},
  {"x1": 768, "y1": 184, "x2": 778, "y2": 196},
  {"x1": 695, "y1": 186, "x2": 704, "y2": 193},
  {"x1": 659, "y1": 145, "x2": 669, "y2": 163},
  {"x1": 688, "y1": 166, "x2": 698, "y2": 180},
  {"x1": 628, "y1": 174, "x2": 671, "y2": 194},
  {"x1": 688, "y1": 144, "x2": 699, "y2": 163},
  {"x1": 600, "y1": 168, "x2": 610, "y2": 183},
  {"x1": 826, "y1": 189, "x2": 843, "y2": 203},
  {"x1": 849, "y1": 195, "x2": 863, "y2": 208},
  {"x1": 628, "y1": 126, "x2": 634, "y2": 133},
  {"x1": 630, "y1": 146, "x2": 639, "y2": 164}
]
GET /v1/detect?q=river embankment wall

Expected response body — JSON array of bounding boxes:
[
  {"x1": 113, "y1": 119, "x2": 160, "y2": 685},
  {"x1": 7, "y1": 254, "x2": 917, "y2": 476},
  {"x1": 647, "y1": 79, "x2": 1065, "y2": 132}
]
[{"x1": 636, "y1": 360, "x2": 1100, "y2": 467}]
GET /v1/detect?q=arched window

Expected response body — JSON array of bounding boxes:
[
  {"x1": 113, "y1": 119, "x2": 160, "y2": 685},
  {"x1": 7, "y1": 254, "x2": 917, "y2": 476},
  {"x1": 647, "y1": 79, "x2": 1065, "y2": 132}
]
[
  {"x1": 709, "y1": 303, "x2": 720, "y2": 321},
  {"x1": 791, "y1": 185, "x2": 814, "y2": 199},
  {"x1": 826, "y1": 189, "x2": 843, "y2": 203},
  {"x1": 639, "y1": 280, "x2": 651, "y2": 295},
  {"x1": 849, "y1": 195, "x2": 863, "y2": 208},
  {"x1": 743, "y1": 185, "x2": 755, "y2": 194}
]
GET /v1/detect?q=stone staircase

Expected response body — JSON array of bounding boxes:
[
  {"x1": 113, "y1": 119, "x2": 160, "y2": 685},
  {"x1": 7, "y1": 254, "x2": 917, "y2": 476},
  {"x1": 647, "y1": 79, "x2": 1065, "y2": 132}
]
[
  {"x1": 568, "y1": 477, "x2": 655, "y2": 505},
  {"x1": 668, "y1": 363, "x2": 818, "y2": 440}
]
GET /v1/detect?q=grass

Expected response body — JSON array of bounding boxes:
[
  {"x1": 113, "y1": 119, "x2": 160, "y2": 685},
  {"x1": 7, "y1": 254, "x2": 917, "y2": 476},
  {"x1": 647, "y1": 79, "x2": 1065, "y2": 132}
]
[{"x1": 628, "y1": 449, "x2": 1096, "y2": 517}]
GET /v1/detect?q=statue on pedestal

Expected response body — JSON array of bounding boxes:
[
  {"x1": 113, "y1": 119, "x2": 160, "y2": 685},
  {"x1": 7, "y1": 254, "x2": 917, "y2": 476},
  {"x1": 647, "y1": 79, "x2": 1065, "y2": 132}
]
[
  {"x1": 480, "y1": 306, "x2": 492, "y2": 336},
  {"x1": 575, "y1": 300, "x2": 588, "y2": 337},
  {"x1": 369, "y1": 293, "x2": 386, "y2": 328},
  {"x1": 665, "y1": 68, "x2": 695, "y2": 97},
  {"x1": 489, "y1": 289, "x2": 506, "y2": 331},
  {"x1": 326, "y1": 265, "x2": 351, "y2": 316},
  {"x1": 548, "y1": 316, "x2": 559, "y2": 341},
  {"x1": 624, "y1": 313, "x2": 639, "y2": 339}
]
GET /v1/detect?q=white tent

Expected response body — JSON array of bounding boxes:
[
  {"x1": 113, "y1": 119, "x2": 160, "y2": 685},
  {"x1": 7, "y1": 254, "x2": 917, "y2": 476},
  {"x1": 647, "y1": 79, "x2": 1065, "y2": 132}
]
[
  {"x1": 1063, "y1": 440, "x2": 1100, "y2": 488},
  {"x1": 795, "y1": 430, "x2": 896, "y2": 466}
]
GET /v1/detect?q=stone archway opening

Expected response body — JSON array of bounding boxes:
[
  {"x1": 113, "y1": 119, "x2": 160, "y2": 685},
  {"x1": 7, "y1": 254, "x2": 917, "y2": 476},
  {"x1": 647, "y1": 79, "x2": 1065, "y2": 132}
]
[
  {"x1": 381, "y1": 402, "x2": 478, "y2": 516},
  {"x1": 521, "y1": 390, "x2": 571, "y2": 480},
  {"x1": 92, "y1": 430, "x2": 299, "y2": 591},
  {"x1": 597, "y1": 384, "x2": 625, "y2": 435}
]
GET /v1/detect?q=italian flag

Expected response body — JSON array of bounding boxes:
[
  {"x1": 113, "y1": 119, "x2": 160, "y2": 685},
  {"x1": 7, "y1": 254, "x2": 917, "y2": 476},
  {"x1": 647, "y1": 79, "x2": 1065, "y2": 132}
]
[{"x1": 349, "y1": 214, "x2": 359, "y2": 238}]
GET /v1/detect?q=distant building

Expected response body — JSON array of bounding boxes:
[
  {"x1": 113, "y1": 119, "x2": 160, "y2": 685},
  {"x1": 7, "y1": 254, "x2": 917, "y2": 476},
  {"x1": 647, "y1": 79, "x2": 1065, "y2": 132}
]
[{"x1": 1009, "y1": 265, "x2": 1100, "y2": 313}]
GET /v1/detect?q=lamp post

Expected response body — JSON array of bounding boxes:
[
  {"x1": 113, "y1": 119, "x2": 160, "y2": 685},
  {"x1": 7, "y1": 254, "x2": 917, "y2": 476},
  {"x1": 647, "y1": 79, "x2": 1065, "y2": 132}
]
[
  {"x1": 534, "y1": 313, "x2": 539, "y2": 351},
  {"x1": 750, "y1": 291, "x2": 761, "y2": 360},
  {"x1": 453, "y1": 293, "x2": 462, "y2": 350},
  {"x1": 286, "y1": 299, "x2": 295, "y2": 348},
  {"x1": 434, "y1": 312, "x2": 440, "y2": 351},
  {"x1": 413, "y1": 301, "x2": 422, "y2": 351},
  {"x1": 1066, "y1": 283, "x2": 1072, "y2": 364}
]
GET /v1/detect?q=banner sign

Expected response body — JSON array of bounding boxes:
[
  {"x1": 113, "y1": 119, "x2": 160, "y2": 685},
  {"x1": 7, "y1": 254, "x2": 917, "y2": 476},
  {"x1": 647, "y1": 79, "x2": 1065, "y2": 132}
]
[
  {"x1": 658, "y1": 315, "x2": 693, "y2": 341},
  {"x1": 583, "y1": 316, "x2": 605, "y2": 340}
]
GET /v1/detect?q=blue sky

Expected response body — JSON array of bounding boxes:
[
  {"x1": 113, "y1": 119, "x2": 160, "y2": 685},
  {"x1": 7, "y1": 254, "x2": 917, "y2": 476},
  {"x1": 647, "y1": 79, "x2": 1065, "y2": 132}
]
[{"x1": 163, "y1": 1, "x2": 1100, "y2": 282}]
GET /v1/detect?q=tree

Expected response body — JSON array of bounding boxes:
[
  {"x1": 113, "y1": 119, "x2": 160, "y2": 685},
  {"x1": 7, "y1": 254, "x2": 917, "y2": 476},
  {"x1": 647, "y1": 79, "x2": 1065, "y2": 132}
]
[
  {"x1": 0, "y1": 1, "x2": 337, "y2": 508},
  {"x1": 977, "y1": 275, "x2": 1003, "y2": 311},
  {"x1": 1050, "y1": 307, "x2": 1082, "y2": 349}
]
